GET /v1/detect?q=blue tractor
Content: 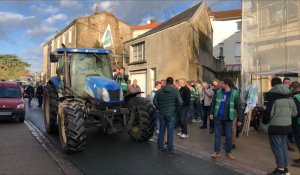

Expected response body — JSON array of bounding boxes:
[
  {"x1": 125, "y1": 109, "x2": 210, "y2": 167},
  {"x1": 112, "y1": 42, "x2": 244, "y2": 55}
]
[{"x1": 43, "y1": 45, "x2": 154, "y2": 152}]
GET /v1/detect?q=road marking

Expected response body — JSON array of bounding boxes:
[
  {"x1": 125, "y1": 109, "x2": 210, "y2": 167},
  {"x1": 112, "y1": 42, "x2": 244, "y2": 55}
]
[{"x1": 24, "y1": 120, "x2": 83, "y2": 175}]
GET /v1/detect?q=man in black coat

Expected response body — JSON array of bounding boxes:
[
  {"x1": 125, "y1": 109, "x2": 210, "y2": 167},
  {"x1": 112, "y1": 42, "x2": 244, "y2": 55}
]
[
  {"x1": 36, "y1": 82, "x2": 44, "y2": 107},
  {"x1": 25, "y1": 83, "x2": 35, "y2": 108},
  {"x1": 178, "y1": 78, "x2": 191, "y2": 139}
]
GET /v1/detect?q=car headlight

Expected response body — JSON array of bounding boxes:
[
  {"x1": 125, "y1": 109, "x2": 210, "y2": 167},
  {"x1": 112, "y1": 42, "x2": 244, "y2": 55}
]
[
  {"x1": 120, "y1": 88, "x2": 124, "y2": 101},
  {"x1": 102, "y1": 88, "x2": 109, "y2": 102},
  {"x1": 17, "y1": 103, "x2": 25, "y2": 109}
]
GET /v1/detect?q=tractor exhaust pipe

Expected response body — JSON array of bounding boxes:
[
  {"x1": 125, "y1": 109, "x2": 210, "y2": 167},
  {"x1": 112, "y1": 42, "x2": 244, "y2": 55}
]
[{"x1": 61, "y1": 43, "x2": 71, "y2": 95}]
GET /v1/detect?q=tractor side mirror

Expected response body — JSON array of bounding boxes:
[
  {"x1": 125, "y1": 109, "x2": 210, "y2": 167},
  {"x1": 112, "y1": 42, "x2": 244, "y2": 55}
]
[{"x1": 50, "y1": 53, "x2": 59, "y2": 62}]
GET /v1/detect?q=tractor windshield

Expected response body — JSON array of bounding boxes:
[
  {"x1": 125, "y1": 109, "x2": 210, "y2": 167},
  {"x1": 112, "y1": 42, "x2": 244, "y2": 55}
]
[{"x1": 70, "y1": 53, "x2": 112, "y2": 96}]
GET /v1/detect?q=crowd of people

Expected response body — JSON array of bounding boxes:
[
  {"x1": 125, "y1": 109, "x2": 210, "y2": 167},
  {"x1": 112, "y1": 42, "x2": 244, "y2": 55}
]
[
  {"x1": 112, "y1": 67, "x2": 300, "y2": 175},
  {"x1": 24, "y1": 82, "x2": 44, "y2": 108}
]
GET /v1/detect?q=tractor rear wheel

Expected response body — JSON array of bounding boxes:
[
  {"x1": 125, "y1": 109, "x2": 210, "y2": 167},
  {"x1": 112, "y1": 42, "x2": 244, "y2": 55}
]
[
  {"x1": 58, "y1": 101, "x2": 86, "y2": 152},
  {"x1": 129, "y1": 97, "x2": 154, "y2": 141},
  {"x1": 43, "y1": 85, "x2": 58, "y2": 134}
]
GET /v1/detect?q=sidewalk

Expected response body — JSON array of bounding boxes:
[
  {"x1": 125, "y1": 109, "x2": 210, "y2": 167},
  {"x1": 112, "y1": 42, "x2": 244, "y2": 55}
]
[
  {"x1": 0, "y1": 120, "x2": 63, "y2": 175},
  {"x1": 173, "y1": 122, "x2": 300, "y2": 175}
]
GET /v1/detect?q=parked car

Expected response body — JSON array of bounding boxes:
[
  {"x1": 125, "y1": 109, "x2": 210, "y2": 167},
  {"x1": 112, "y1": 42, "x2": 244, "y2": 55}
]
[{"x1": 0, "y1": 81, "x2": 26, "y2": 122}]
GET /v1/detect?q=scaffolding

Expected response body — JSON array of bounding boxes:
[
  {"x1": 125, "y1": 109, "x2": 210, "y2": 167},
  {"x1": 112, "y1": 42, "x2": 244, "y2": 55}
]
[{"x1": 242, "y1": 0, "x2": 300, "y2": 106}]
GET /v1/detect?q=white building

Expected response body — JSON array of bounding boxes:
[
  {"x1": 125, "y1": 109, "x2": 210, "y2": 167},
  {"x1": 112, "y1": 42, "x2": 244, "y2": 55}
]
[{"x1": 211, "y1": 9, "x2": 242, "y2": 71}]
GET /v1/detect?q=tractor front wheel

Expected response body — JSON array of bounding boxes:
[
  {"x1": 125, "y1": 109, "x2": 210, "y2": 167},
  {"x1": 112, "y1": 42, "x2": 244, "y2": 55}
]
[{"x1": 58, "y1": 101, "x2": 86, "y2": 152}]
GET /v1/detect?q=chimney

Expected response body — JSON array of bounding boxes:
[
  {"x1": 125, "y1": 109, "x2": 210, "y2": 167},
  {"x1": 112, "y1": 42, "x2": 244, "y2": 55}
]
[
  {"x1": 94, "y1": 5, "x2": 99, "y2": 14},
  {"x1": 110, "y1": 10, "x2": 114, "y2": 16},
  {"x1": 147, "y1": 18, "x2": 157, "y2": 24}
]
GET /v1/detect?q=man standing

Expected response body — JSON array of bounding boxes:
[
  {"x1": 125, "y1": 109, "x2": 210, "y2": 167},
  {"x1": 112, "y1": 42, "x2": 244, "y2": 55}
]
[
  {"x1": 178, "y1": 78, "x2": 191, "y2": 139},
  {"x1": 114, "y1": 67, "x2": 129, "y2": 95},
  {"x1": 25, "y1": 83, "x2": 35, "y2": 108},
  {"x1": 128, "y1": 79, "x2": 142, "y2": 96},
  {"x1": 154, "y1": 77, "x2": 183, "y2": 157},
  {"x1": 210, "y1": 78, "x2": 242, "y2": 159},
  {"x1": 151, "y1": 81, "x2": 162, "y2": 134},
  {"x1": 36, "y1": 82, "x2": 44, "y2": 107},
  {"x1": 291, "y1": 82, "x2": 300, "y2": 167},
  {"x1": 263, "y1": 77, "x2": 297, "y2": 175},
  {"x1": 194, "y1": 80, "x2": 203, "y2": 123},
  {"x1": 200, "y1": 82, "x2": 214, "y2": 134}
]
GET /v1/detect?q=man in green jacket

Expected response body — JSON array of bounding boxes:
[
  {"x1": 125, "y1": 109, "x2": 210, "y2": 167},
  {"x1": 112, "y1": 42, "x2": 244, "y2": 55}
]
[
  {"x1": 154, "y1": 77, "x2": 183, "y2": 157},
  {"x1": 264, "y1": 77, "x2": 297, "y2": 175},
  {"x1": 210, "y1": 77, "x2": 242, "y2": 160}
]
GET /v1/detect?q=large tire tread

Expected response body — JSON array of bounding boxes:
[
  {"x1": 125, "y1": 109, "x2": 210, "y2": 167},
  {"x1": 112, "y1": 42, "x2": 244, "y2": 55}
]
[
  {"x1": 59, "y1": 102, "x2": 86, "y2": 152},
  {"x1": 44, "y1": 85, "x2": 58, "y2": 134}
]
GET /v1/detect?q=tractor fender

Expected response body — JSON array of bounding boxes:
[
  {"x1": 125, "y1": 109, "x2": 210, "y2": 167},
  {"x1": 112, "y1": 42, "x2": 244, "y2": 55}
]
[
  {"x1": 124, "y1": 92, "x2": 143, "y2": 104},
  {"x1": 48, "y1": 76, "x2": 63, "y2": 89}
]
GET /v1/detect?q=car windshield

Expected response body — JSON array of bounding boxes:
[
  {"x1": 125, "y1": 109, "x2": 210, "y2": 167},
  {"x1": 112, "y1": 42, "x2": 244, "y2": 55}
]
[
  {"x1": 71, "y1": 53, "x2": 112, "y2": 96},
  {"x1": 0, "y1": 87, "x2": 21, "y2": 98}
]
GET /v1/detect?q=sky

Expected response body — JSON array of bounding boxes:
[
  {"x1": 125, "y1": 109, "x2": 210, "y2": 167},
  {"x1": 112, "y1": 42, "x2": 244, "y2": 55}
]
[{"x1": 0, "y1": 0, "x2": 241, "y2": 73}]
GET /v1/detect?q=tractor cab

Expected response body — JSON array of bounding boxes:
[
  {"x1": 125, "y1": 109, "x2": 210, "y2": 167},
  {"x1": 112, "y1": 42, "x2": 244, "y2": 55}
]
[{"x1": 50, "y1": 48, "x2": 123, "y2": 104}]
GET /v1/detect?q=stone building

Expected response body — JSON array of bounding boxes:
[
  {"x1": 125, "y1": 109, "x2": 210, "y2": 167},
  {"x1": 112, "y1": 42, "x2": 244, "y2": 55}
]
[
  {"x1": 42, "y1": 9, "x2": 133, "y2": 82},
  {"x1": 124, "y1": 2, "x2": 224, "y2": 97}
]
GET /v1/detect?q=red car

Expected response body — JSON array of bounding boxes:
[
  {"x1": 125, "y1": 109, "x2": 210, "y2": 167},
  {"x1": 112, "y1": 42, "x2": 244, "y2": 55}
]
[{"x1": 0, "y1": 81, "x2": 26, "y2": 122}]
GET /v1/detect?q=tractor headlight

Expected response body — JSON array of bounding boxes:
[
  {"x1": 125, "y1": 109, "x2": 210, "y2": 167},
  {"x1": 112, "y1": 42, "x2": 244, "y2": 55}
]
[
  {"x1": 97, "y1": 87, "x2": 102, "y2": 98},
  {"x1": 120, "y1": 88, "x2": 124, "y2": 101},
  {"x1": 102, "y1": 88, "x2": 109, "y2": 102}
]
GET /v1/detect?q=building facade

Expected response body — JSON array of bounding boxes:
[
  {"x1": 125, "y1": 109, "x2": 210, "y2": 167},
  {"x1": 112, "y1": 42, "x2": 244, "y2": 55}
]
[
  {"x1": 242, "y1": 0, "x2": 300, "y2": 105},
  {"x1": 124, "y1": 2, "x2": 224, "y2": 97},
  {"x1": 42, "y1": 10, "x2": 133, "y2": 83}
]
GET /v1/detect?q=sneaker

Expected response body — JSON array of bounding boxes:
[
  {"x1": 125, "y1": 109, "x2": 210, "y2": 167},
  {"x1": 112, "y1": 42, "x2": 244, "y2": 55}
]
[
  {"x1": 284, "y1": 168, "x2": 290, "y2": 175},
  {"x1": 192, "y1": 119, "x2": 197, "y2": 123},
  {"x1": 155, "y1": 129, "x2": 159, "y2": 134},
  {"x1": 199, "y1": 125, "x2": 207, "y2": 129},
  {"x1": 211, "y1": 152, "x2": 220, "y2": 159},
  {"x1": 168, "y1": 152, "x2": 180, "y2": 157},
  {"x1": 164, "y1": 142, "x2": 168, "y2": 148},
  {"x1": 292, "y1": 162, "x2": 300, "y2": 168},
  {"x1": 177, "y1": 132, "x2": 182, "y2": 136},
  {"x1": 226, "y1": 153, "x2": 235, "y2": 160},
  {"x1": 158, "y1": 149, "x2": 166, "y2": 153},
  {"x1": 267, "y1": 168, "x2": 286, "y2": 175},
  {"x1": 209, "y1": 129, "x2": 214, "y2": 134},
  {"x1": 180, "y1": 134, "x2": 189, "y2": 139}
]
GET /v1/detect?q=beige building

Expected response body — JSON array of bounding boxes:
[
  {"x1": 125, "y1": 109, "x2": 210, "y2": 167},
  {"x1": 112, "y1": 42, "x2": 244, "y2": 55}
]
[
  {"x1": 42, "y1": 9, "x2": 133, "y2": 83},
  {"x1": 124, "y1": 2, "x2": 224, "y2": 97},
  {"x1": 242, "y1": 0, "x2": 300, "y2": 105}
]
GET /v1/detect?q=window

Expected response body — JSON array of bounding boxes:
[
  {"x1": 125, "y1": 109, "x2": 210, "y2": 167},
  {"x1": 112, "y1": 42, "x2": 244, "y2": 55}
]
[
  {"x1": 68, "y1": 28, "x2": 72, "y2": 45},
  {"x1": 235, "y1": 42, "x2": 241, "y2": 57},
  {"x1": 57, "y1": 38, "x2": 60, "y2": 48},
  {"x1": 51, "y1": 40, "x2": 54, "y2": 52},
  {"x1": 62, "y1": 34, "x2": 66, "y2": 44},
  {"x1": 218, "y1": 43, "x2": 224, "y2": 57},
  {"x1": 237, "y1": 21, "x2": 242, "y2": 31},
  {"x1": 131, "y1": 42, "x2": 145, "y2": 62},
  {"x1": 0, "y1": 87, "x2": 21, "y2": 98}
]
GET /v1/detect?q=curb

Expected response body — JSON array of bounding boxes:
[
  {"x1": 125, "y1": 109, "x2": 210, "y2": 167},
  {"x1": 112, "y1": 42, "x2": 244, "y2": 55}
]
[
  {"x1": 150, "y1": 135, "x2": 267, "y2": 175},
  {"x1": 24, "y1": 120, "x2": 83, "y2": 175}
]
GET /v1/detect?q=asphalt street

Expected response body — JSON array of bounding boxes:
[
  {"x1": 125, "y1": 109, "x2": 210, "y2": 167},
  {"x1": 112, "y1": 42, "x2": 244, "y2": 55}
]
[{"x1": 25, "y1": 99, "x2": 242, "y2": 175}]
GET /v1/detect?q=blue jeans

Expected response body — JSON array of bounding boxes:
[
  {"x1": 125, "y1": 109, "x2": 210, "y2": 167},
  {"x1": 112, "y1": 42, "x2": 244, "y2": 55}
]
[
  {"x1": 188, "y1": 104, "x2": 195, "y2": 123},
  {"x1": 158, "y1": 114, "x2": 176, "y2": 153},
  {"x1": 179, "y1": 106, "x2": 189, "y2": 135},
  {"x1": 153, "y1": 109, "x2": 160, "y2": 130},
  {"x1": 269, "y1": 134, "x2": 288, "y2": 168},
  {"x1": 203, "y1": 106, "x2": 212, "y2": 128},
  {"x1": 214, "y1": 118, "x2": 233, "y2": 153},
  {"x1": 195, "y1": 101, "x2": 203, "y2": 120}
]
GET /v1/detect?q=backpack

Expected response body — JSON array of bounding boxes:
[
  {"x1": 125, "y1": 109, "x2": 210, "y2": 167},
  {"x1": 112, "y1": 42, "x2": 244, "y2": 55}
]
[{"x1": 262, "y1": 92, "x2": 292, "y2": 124}]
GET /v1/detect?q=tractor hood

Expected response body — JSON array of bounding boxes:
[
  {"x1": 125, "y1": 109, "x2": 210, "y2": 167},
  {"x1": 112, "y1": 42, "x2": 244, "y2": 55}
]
[
  {"x1": 85, "y1": 76, "x2": 120, "y2": 90},
  {"x1": 84, "y1": 76, "x2": 122, "y2": 102}
]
